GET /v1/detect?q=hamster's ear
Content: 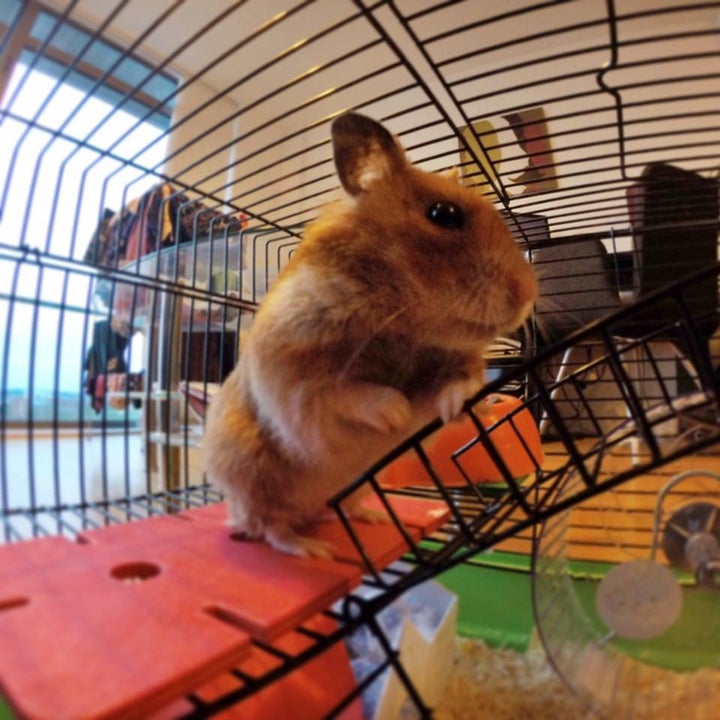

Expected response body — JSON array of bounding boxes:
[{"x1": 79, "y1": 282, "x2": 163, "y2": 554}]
[
  {"x1": 331, "y1": 113, "x2": 405, "y2": 196},
  {"x1": 444, "y1": 167, "x2": 463, "y2": 185}
]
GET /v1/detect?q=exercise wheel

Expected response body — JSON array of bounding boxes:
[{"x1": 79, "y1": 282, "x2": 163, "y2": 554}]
[{"x1": 533, "y1": 402, "x2": 720, "y2": 719}]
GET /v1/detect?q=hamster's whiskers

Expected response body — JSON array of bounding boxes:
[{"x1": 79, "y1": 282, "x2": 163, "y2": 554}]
[{"x1": 445, "y1": 282, "x2": 495, "y2": 334}]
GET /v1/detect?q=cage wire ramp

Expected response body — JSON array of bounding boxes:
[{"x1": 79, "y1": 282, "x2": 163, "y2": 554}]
[{"x1": 328, "y1": 263, "x2": 720, "y2": 605}]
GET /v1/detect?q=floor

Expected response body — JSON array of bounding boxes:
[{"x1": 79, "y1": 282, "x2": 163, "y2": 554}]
[{"x1": 0, "y1": 428, "x2": 204, "y2": 540}]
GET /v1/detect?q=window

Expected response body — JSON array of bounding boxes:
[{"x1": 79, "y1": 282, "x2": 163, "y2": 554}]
[{"x1": 0, "y1": 1, "x2": 177, "y2": 425}]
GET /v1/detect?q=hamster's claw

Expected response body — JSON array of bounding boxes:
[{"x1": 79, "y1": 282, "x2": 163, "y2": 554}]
[
  {"x1": 264, "y1": 525, "x2": 335, "y2": 559},
  {"x1": 436, "y1": 376, "x2": 484, "y2": 424}
]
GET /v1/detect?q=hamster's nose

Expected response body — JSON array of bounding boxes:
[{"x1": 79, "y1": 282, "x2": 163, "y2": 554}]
[{"x1": 500, "y1": 266, "x2": 537, "y2": 330}]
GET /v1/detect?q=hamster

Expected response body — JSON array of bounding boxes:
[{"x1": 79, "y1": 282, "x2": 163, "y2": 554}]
[{"x1": 203, "y1": 112, "x2": 537, "y2": 557}]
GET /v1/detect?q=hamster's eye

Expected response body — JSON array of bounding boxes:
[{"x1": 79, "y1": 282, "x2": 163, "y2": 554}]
[{"x1": 427, "y1": 201, "x2": 464, "y2": 230}]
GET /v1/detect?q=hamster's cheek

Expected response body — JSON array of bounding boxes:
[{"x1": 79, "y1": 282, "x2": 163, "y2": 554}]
[
  {"x1": 469, "y1": 277, "x2": 532, "y2": 334},
  {"x1": 514, "y1": 263, "x2": 539, "y2": 308}
]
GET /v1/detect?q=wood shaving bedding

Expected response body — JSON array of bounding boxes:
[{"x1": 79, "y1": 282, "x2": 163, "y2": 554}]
[
  {"x1": 434, "y1": 637, "x2": 720, "y2": 720},
  {"x1": 434, "y1": 637, "x2": 592, "y2": 720}
]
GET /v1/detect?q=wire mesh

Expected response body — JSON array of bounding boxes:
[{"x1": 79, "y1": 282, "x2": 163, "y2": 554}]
[{"x1": 1, "y1": 1, "x2": 719, "y2": 717}]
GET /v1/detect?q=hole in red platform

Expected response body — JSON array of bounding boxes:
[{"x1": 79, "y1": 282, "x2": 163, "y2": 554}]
[
  {"x1": 110, "y1": 562, "x2": 161, "y2": 583},
  {"x1": 0, "y1": 597, "x2": 29, "y2": 612}
]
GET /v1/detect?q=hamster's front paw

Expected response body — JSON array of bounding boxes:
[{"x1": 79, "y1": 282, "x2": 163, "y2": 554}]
[
  {"x1": 435, "y1": 376, "x2": 484, "y2": 423},
  {"x1": 340, "y1": 383, "x2": 412, "y2": 433}
]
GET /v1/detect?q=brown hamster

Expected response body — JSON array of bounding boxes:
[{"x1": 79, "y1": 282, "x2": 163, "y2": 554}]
[{"x1": 203, "y1": 112, "x2": 537, "y2": 557}]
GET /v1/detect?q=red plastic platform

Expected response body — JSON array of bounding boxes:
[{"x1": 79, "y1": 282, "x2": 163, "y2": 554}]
[{"x1": 0, "y1": 496, "x2": 448, "y2": 719}]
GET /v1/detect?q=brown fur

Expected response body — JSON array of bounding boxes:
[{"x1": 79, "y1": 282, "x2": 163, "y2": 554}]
[{"x1": 203, "y1": 113, "x2": 538, "y2": 556}]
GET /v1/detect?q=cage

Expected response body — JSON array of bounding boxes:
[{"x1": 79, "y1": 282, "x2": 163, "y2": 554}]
[{"x1": 0, "y1": 1, "x2": 719, "y2": 718}]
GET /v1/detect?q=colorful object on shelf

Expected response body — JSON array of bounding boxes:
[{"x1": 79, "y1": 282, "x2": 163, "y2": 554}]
[
  {"x1": 178, "y1": 380, "x2": 220, "y2": 420},
  {"x1": 379, "y1": 393, "x2": 543, "y2": 488},
  {"x1": 0, "y1": 497, "x2": 448, "y2": 720}
]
